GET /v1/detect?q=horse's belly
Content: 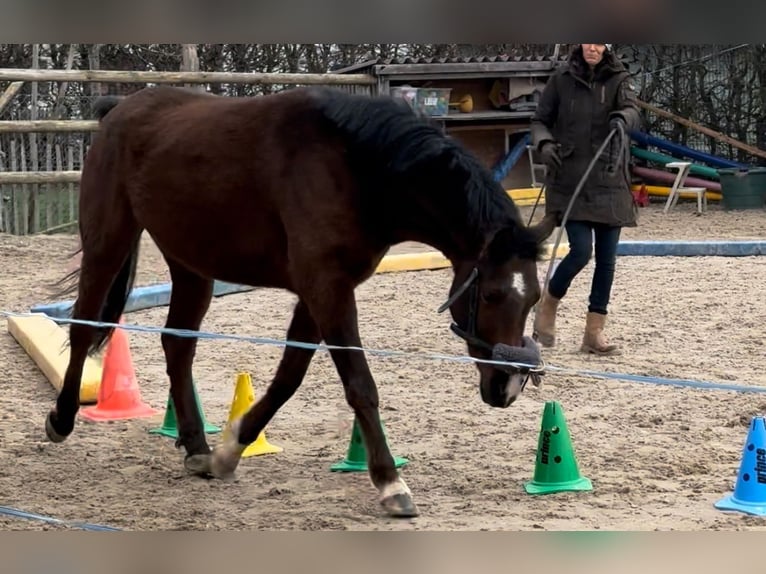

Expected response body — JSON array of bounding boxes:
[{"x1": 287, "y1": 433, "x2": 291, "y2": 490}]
[{"x1": 143, "y1": 216, "x2": 291, "y2": 289}]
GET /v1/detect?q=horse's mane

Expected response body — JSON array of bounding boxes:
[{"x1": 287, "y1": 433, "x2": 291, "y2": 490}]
[{"x1": 310, "y1": 87, "x2": 522, "y2": 238}]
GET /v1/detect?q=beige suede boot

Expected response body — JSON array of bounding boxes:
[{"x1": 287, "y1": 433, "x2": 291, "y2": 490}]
[
  {"x1": 580, "y1": 311, "x2": 620, "y2": 355},
  {"x1": 532, "y1": 290, "x2": 560, "y2": 347}
]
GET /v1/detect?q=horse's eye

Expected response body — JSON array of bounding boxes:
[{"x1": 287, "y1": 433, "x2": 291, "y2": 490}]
[{"x1": 481, "y1": 288, "x2": 508, "y2": 304}]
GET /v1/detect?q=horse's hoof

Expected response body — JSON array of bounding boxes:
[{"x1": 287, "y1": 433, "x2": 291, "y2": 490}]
[
  {"x1": 210, "y1": 446, "x2": 240, "y2": 482},
  {"x1": 380, "y1": 492, "x2": 419, "y2": 518},
  {"x1": 45, "y1": 410, "x2": 69, "y2": 443},
  {"x1": 184, "y1": 453, "x2": 213, "y2": 477}
]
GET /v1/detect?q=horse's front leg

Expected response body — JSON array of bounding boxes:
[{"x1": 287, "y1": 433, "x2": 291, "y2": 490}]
[
  {"x1": 312, "y1": 287, "x2": 418, "y2": 518},
  {"x1": 210, "y1": 299, "x2": 321, "y2": 479}
]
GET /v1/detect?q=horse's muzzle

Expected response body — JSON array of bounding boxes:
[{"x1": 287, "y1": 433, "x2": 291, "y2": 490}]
[
  {"x1": 479, "y1": 336, "x2": 545, "y2": 408},
  {"x1": 490, "y1": 336, "x2": 545, "y2": 376}
]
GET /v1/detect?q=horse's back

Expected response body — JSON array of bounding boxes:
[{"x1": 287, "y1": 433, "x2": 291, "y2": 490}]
[
  {"x1": 82, "y1": 85, "x2": 384, "y2": 289},
  {"x1": 99, "y1": 86, "x2": 217, "y2": 119}
]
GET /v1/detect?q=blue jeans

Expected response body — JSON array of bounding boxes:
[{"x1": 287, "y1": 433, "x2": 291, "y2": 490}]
[{"x1": 547, "y1": 220, "x2": 622, "y2": 315}]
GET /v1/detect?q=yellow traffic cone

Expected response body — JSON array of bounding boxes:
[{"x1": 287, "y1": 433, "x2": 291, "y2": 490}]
[{"x1": 222, "y1": 372, "x2": 283, "y2": 458}]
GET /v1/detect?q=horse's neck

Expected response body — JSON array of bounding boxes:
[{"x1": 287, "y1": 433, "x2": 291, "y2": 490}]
[
  {"x1": 386, "y1": 200, "x2": 487, "y2": 263},
  {"x1": 374, "y1": 157, "x2": 495, "y2": 262}
]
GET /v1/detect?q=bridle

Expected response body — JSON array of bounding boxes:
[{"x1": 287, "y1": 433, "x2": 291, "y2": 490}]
[
  {"x1": 437, "y1": 267, "x2": 489, "y2": 352},
  {"x1": 437, "y1": 265, "x2": 544, "y2": 390}
]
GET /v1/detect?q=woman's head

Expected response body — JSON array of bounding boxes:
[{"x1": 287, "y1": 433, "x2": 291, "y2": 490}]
[{"x1": 581, "y1": 44, "x2": 610, "y2": 67}]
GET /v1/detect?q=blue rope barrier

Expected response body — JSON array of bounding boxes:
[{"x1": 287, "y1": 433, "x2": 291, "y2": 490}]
[
  {"x1": 0, "y1": 505, "x2": 122, "y2": 531},
  {"x1": 4, "y1": 310, "x2": 766, "y2": 396}
]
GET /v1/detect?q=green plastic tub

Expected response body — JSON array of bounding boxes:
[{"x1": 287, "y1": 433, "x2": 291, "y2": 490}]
[{"x1": 718, "y1": 167, "x2": 766, "y2": 210}]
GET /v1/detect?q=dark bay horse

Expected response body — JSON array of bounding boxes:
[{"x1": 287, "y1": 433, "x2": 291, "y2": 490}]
[{"x1": 46, "y1": 85, "x2": 556, "y2": 518}]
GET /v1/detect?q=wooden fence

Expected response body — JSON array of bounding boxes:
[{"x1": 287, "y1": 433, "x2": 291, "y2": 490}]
[
  {"x1": 0, "y1": 134, "x2": 84, "y2": 235},
  {"x1": 0, "y1": 68, "x2": 376, "y2": 235}
]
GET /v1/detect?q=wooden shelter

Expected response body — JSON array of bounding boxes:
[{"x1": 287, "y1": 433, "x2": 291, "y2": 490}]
[{"x1": 334, "y1": 53, "x2": 568, "y2": 190}]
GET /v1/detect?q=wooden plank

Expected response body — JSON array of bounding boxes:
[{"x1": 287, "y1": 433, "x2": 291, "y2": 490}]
[
  {"x1": 45, "y1": 138, "x2": 53, "y2": 230},
  {"x1": 9, "y1": 138, "x2": 20, "y2": 234},
  {"x1": 0, "y1": 142, "x2": 5, "y2": 232},
  {"x1": 0, "y1": 171, "x2": 81, "y2": 184},
  {"x1": 436, "y1": 111, "x2": 534, "y2": 122},
  {"x1": 637, "y1": 99, "x2": 766, "y2": 161},
  {"x1": 181, "y1": 44, "x2": 200, "y2": 90},
  {"x1": 447, "y1": 124, "x2": 528, "y2": 133},
  {"x1": 0, "y1": 81, "x2": 23, "y2": 116},
  {"x1": 7, "y1": 313, "x2": 102, "y2": 404},
  {"x1": 374, "y1": 61, "x2": 558, "y2": 76},
  {"x1": 66, "y1": 144, "x2": 75, "y2": 221},
  {"x1": 29, "y1": 45, "x2": 40, "y2": 234},
  {"x1": 19, "y1": 139, "x2": 29, "y2": 234},
  {"x1": 52, "y1": 44, "x2": 78, "y2": 119},
  {"x1": 0, "y1": 68, "x2": 375, "y2": 86},
  {"x1": 380, "y1": 72, "x2": 557, "y2": 83},
  {"x1": 0, "y1": 120, "x2": 99, "y2": 133}
]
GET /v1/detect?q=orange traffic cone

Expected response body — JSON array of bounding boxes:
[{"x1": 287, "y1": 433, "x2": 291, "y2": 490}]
[{"x1": 79, "y1": 323, "x2": 159, "y2": 422}]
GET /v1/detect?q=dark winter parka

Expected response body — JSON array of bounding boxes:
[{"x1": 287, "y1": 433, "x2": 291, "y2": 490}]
[{"x1": 530, "y1": 46, "x2": 642, "y2": 227}]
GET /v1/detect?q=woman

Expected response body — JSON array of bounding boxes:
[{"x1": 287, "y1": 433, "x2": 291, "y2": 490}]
[{"x1": 530, "y1": 43, "x2": 641, "y2": 355}]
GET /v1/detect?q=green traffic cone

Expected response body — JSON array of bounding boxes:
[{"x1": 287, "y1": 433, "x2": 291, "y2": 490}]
[
  {"x1": 149, "y1": 381, "x2": 221, "y2": 439},
  {"x1": 524, "y1": 400, "x2": 592, "y2": 495},
  {"x1": 330, "y1": 416, "x2": 409, "y2": 472}
]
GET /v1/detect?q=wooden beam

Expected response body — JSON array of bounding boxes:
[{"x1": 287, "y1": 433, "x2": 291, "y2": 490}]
[
  {"x1": 0, "y1": 81, "x2": 24, "y2": 116},
  {"x1": 0, "y1": 120, "x2": 98, "y2": 133},
  {"x1": 380, "y1": 72, "x2": 556, "y2": 83},
  {"x1": 181, "y1": 44, "x2": 200, "y2": 73},
  {"x1": 446, "y1": 123, "x2": 527, "y2": 133},
  {"x1": 637, "y1": 99, "x2": 766, "y2": 161},
  {"x1": 52, "y1": 44, "x2": 78, "y2": 119},
  {"x1": 0, "y1": 68, "x2": 375, "y2": 86},
  {"x1": 180, "y1": 44, "x2": 201, "y2": 91},
  {"x1": 0, "y1": 171, "x2": 81, "y2": 184},
  {"x1": 374, "y1": 61, "x2": 558, "y2": 76}
]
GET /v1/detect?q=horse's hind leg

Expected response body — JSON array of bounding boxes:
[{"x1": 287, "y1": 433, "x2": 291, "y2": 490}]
[
  {"x1": 211, "y1": 298, "x2": 321, "y2": 478},
  {"x1": 46, "y1": 227, "x2": 142, "y2": 442},
  {"x1": 159, "y1": 258, "x2": 215, "y2": 476}
]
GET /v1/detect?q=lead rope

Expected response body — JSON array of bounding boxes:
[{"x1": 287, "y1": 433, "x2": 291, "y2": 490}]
[{"x1": 531, "y1": 126, "x2": 626, "y2": 342}]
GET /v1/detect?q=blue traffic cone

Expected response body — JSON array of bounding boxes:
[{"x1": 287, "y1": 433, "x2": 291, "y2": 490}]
[{"x1": 714, "y1": 416, "x2": 766, "y2": 516}]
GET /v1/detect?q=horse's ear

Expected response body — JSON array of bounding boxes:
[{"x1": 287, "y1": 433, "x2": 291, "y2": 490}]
[
  {"x1": 486, "y1": 213, "x2": 558, "y2": 264},
  {"x1": 527, "y1": 213, "x2": 558, "y2": 246},
  {"x1": 485, "y1": 225, "x2": 529, "y2": 264}
]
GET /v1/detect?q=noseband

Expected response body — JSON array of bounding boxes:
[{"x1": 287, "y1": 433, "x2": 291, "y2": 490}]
[{"x1": 437, "y1": 266, "x2": 544, "y2": 389}]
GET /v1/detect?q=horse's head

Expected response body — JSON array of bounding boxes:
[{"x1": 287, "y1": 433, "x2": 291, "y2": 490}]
[{"x1": 439, "y1": 213, "x2": 557, "y2": 408}]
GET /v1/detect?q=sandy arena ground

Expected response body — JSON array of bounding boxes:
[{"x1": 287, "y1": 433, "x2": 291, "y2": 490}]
[{"x1": 1, "y1": 201, "x2": 766, "y2": 531}]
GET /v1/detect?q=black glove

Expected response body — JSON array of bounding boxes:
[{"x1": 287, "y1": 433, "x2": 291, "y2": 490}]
[{"x1": 539, "y1": 142, "x2": 561, "y2": 170}]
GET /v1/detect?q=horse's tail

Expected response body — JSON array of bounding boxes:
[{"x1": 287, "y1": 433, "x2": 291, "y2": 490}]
[
  {"x1": 48, "y1": 94, "x2": 139, "y2": 356},
  {"x1": 92, "y1": 95, "x2": 123, "y2": 121},
  {"x1": 89, "y1": 236, "x2": 140, "y2": 354},
  {"x1": 51, "y1": 235, "x2": 140, "y2": 356}
]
